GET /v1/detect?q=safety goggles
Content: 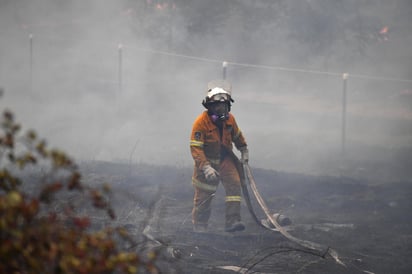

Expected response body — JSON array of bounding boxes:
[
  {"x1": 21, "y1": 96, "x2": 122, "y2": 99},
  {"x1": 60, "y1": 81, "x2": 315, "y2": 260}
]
[{"x1": 210, "y1": 93, "x2": 229, "y2": 102}]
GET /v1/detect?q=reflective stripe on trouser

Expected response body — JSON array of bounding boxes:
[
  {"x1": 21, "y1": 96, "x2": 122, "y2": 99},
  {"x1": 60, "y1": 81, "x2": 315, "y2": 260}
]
[
  {"x1": 225, "y1": 195, "x2": 241, "y2": 202},
  {"x1": 192, "y1": 177, "x2": 218, "y2": 192},
  {"x1": 192, "y1": 156, "x2": 242, "y2": 226}
]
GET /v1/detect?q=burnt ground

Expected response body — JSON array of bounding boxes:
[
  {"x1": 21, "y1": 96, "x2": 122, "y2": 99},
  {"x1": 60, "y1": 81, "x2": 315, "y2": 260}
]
[{"x1": 77, "y1": 161, "x2": 412, "y2": 274}]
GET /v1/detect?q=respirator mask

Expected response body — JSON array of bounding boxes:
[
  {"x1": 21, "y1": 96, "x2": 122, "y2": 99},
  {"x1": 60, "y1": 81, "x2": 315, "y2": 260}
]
[{"x1": 208, "y1": 101, "x2": 229, "y2": 122}]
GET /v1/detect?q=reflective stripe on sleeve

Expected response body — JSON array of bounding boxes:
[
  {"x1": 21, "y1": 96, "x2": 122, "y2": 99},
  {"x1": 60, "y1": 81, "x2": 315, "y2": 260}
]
[
  {"x1": 225, "y1": 195, "x2": 242, "y2": 202},
  {"x1": 190, "y1": 140, "x2": 204, "y2": 147},
  {"x1": 192, "y1": 177, "x2": 218, "y2": 192}
]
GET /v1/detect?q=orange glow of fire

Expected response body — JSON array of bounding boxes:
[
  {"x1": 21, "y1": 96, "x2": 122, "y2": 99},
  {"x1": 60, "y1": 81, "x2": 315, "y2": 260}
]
[{"x1": 380, "y1": 26, "x2": 389, "y2": 34}]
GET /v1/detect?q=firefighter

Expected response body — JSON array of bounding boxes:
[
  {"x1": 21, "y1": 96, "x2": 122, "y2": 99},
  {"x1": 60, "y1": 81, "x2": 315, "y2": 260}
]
[{"x1": 190, "y1": 80, "x2": 249, "y2": 232}]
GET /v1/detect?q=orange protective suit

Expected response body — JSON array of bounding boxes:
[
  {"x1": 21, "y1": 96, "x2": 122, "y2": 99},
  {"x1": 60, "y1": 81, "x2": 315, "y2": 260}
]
[{"x1": 190, "y1": 110, "x2": 247, "y2": 229}]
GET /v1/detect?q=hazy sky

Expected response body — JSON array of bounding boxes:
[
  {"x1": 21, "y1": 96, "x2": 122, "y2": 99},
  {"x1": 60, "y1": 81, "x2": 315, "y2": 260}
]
[{"x1": 0, "y1": 0, "x2": 411, "y2": 179}]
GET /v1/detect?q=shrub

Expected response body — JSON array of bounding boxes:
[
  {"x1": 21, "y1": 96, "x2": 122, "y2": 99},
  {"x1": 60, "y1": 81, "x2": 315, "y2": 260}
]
[{"x1": 0, "y1": 110, "x2": 159, "y2": 273}]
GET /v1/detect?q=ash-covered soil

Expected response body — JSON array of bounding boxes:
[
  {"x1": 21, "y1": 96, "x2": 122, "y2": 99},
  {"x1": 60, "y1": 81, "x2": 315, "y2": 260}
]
[{"x1": 79, "y1": 161, "x2": 412, "y2": 274}]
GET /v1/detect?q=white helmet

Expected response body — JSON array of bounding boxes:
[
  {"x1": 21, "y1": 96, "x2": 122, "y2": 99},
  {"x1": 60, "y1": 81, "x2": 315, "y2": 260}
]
[{"x1": 202, "y1": 80, "x2": 234, "y2": 108}]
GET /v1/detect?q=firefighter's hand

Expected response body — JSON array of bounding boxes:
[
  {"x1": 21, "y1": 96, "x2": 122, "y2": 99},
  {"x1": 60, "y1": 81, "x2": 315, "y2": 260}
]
[
  {"x1": 202, "y1": 164, "x2": 219, "y2": 182},
  {"x1": 240, "y1": 147, "x2": 249, "y2": 164}
]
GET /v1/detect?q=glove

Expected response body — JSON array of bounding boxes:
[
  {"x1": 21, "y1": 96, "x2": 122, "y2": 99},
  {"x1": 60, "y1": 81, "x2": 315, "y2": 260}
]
[
  {"x1": 240, "y1": 147, "x2": 249, "y2": 164},
  {"x1": 202, "y1": 164, "x2": 219, "y2": 182}
]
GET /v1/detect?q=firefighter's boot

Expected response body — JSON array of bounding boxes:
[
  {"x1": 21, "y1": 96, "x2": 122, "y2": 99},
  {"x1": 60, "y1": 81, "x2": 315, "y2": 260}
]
[{"x1": 224, "y1": 201, "x2": 245, "y2": 232}]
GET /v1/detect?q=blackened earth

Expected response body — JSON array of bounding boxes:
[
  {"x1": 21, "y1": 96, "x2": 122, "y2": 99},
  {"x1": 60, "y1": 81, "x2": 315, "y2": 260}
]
[{"x1": 78, "y1": 161, "x2": 412, "y2": 274}]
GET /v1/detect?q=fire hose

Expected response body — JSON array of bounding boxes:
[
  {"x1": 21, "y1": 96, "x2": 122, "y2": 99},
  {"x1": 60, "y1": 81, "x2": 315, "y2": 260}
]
[{"x1": 240, "y1": 161, "x2": 344, "y2": 266}]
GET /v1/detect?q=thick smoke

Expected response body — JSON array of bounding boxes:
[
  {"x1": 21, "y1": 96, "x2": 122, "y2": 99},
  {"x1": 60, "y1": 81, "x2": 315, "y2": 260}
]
[{"x1": 0, "y1": 0, "x2": 411, "y2": 180}]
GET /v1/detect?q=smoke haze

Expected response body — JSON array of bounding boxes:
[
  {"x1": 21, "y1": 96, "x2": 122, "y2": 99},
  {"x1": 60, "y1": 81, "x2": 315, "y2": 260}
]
[{"x1": 1, "y1": 0, "x2": 411, "y2": 180}]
